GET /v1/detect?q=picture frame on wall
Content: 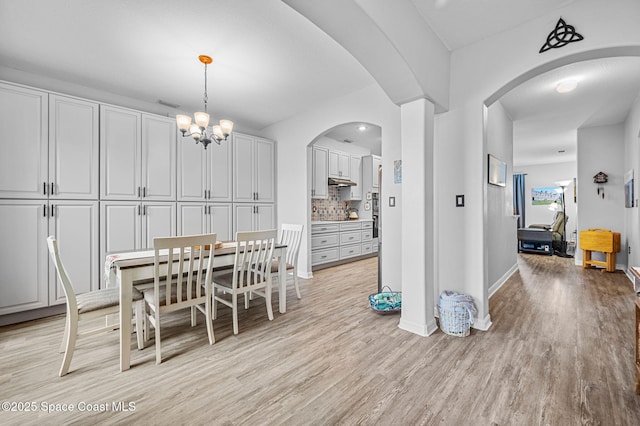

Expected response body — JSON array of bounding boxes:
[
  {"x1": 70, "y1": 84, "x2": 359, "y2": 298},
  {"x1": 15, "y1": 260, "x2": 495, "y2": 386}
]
[
  {"x1": 488, "y1": 154, "x2": 507, "y2": 187},
  {"x1": 625, "y1": 169, "x2": 634, "y2": 208}
]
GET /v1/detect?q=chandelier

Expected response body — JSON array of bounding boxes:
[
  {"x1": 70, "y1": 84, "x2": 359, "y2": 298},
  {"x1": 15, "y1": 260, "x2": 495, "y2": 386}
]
[{"x1": 176, "y1": 55, "x2": 233, "y2": 149}]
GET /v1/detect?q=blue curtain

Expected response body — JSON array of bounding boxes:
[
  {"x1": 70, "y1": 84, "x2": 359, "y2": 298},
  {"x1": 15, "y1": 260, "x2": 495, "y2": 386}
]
[{"x1": 513, "y1": 174, "x2": 526, "y2": 228}]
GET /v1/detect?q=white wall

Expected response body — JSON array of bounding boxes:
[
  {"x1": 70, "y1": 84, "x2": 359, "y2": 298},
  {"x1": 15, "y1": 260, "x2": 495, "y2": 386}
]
[
  {"x1": 486, "y1": 101, "x2": 516, "y2": 292},
  {"x1": 624, "y1": 96, "x2": 640, "y2": 270},
  {"x1": 262, "y1": 84, "x2": 401, "y2": 284},
  {"x1": 437, "y1": 0, "x2": 640, "y2": 327},
  {"x1": 514, "y1": 162, "x2": 578, "y2": 244},
  {"x1": 313, "y1": 136, "x2": 372, "y2": 156},
  {"x1": 577, "y1": 124, "x2": 626, "y2": 268}
]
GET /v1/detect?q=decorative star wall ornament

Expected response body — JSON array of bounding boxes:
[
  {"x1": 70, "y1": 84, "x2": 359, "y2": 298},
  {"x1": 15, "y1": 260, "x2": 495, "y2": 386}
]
[{"x1": 539, "y1": 18, "x2": 584, "y2": 53}]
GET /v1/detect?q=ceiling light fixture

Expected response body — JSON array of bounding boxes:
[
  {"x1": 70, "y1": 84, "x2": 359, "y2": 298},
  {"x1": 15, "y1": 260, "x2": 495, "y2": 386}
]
[
  {"x1": 357, "y1": 125, "x2": 367, "y2": 131},
  {"x1": 556, "y1": 79, "x2": 578, "y2": 94},
  {"x1": 176, "y1": 55, "x2": 233, "y2": 149}
]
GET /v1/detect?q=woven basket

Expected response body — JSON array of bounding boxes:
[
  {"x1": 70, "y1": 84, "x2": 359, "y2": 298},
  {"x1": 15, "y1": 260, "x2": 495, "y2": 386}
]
[{"x1": 438, "y1": 291, "x2": 474, "y2": 337}]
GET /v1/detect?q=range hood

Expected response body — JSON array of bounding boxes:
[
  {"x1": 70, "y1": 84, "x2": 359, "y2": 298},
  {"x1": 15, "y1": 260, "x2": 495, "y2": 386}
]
[{"x1": 328, "y1": 177, "x2": 357, "y2": 187}]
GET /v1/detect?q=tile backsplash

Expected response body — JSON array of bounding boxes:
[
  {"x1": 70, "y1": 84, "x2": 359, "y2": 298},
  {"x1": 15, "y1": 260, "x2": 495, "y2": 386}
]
[{"x1": 311, "y1": 186, "x2": 352, "y2": 221}]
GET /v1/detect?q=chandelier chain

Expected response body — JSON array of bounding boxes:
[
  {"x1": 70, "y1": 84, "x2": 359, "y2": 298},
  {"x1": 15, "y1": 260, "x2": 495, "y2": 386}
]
[{"x1": 203, "y1": 63, "x2": 208, "y2": 113}]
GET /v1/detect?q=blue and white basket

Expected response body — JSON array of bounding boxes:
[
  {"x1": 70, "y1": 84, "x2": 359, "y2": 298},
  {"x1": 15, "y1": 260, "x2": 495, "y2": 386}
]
[
  {"x1": 437, "y1": 290, "x2": 477, "y2": 337},
  {"x1": 369, "y1": 286, "x2": 402, "y2": 314}
]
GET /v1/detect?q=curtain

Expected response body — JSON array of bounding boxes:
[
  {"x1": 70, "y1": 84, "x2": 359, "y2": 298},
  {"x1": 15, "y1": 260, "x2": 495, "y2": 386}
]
[{"x1": 513, "y1": 174, "x2": 526, "y2": 228}]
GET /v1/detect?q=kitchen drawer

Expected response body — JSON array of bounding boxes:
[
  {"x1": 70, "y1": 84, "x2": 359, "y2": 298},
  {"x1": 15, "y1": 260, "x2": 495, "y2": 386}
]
[
  {"x1": 339, "y1": 222, "x2": 361, "y2": 231},
  {"x1": 312, "y1": 247, "x2": 339, "y2": 265},
  {"x1": 362, "y1": 242, "x2": 373, "y2": 254},
  {"x1": 373, "y1": 242, "x2": 379, "y2": 253},
  {"x1": 361, "y1": 221, "x2": 373, "y2": 229},
  {"x1": 340, "y1": 244, "x2": 361, "y2": 259},
  {"x1": 361, "y1": 229, "x2": 373, "y2": 241},
  {"x1": 340, "y1": 231, "x2": 361, "y2": 245},
  {"x1": 312, "y1": 223, "x2": 340, "y2": 234},
  {"x1": 311, "y1": 232, "x2": 339, "y2": 249}
]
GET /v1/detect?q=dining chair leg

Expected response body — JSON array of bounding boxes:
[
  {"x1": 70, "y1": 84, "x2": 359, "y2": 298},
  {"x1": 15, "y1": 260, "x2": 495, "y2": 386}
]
[
  {"x1": 293, "y1": 267, "x2": 301, "y2": 299},
  {"x1": 232, "y1": 293, "x2": 239, "y2": 335},
  {"x1": 154, "y1": 311, "x2": 162, "y2": 365},
  {"x1": 135, "y1": 300, "x2": 145, "y2": 350},
  {"x1": 59, "y1": 316, "x2": 78, "y2": 377},
  {"x1": 244, "y1": 292, "x2": 250, "y2": 310},
  {"x1": 59, "y1": 312, "x2": 70, "y2": 353},
  {"x1": 191, "y1": 306, "x2": 197, "y2": 327},
  {"x1": 212, "y1": 293, "x2": 218, "y2": 320},
  {"x1": 205, "y1": 298, "x2": 215, "y2": 345},
  {"x1": 144, "y1": 305, "x2": 151, "y2": 343},
  {"x1": 266, "y1": 278, "x2": 274, "y2": 321}
]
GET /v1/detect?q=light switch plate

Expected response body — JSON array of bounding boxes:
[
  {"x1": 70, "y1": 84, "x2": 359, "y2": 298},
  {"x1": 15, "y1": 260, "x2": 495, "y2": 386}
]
[
  {"x1": 389, "y1": 196, "x2": 396, "y2": 207},
  {"x1": 456, "y1": 195, "x2": 464, "y2": 207}
]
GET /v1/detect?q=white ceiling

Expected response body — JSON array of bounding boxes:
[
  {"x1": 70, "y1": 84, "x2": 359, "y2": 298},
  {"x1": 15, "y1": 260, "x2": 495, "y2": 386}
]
[
  {"x1": 1, "y1": 0, "x2": 638, "y2": 165},
  {"x1": 324, "y1": 123, "x2": 382, "y2": 156},
  {"x1": 500, "y1": 57, "x2": 640, "y2": 167}
]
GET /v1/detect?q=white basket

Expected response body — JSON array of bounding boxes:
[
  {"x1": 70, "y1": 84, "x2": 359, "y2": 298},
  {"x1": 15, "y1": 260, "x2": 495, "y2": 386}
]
[{"x1": 438, "y1": 291, "x2": 475, "y2": 337}]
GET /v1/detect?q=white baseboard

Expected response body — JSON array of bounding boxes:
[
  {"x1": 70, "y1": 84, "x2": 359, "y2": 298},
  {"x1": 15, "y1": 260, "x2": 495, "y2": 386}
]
[
  {"x1": 489, "y1": 263, "x2": 518, "y2": 298},
  {"x1": 298, "y1": 271, "x2": 312, "y2": 279},
  {"x1": 472, "y1": 314, "x2": 492, "y2": 331},
  {"x1": 398, "y1": 317, "x2": 438, "y2": 337}
]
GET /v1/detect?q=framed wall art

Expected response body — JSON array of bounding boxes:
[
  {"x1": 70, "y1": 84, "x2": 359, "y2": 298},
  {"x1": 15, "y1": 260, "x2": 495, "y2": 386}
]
[{"x1": 488, "y1": 154, "x2": 507, "y2": 187}]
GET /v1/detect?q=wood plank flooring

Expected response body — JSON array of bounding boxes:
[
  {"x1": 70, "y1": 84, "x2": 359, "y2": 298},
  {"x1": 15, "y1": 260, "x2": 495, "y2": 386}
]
[{"x1": 1, "y1": 254, "x2": 639, "y2": 425}]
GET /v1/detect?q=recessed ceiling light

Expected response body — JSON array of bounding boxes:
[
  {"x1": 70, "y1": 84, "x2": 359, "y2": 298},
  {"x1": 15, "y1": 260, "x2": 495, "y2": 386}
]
[
  {"x1": 556, "y1": 79, "x2": 578, "y2": 93},
  {"x1": 357, "y1": 125, "x2": 367, "y2": 132}
]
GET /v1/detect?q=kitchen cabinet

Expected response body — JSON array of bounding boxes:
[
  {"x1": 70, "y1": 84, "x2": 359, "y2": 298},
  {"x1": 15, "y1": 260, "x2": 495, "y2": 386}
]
[
  {"x1": 177, "y1": 134, "x2": 232, "y2": 202},
  {"x1": 0, "y1": 85, "x2": 99, "y2": 200},
  {"x1": 363, "y1": 155, "x2": 381, "y2": 193},
  {"x1": 177, "y1": 202, "x2": 233, "y2": 242},
  {"x1": 340, "y1": 155, "x2": 362, "y2": 200},
  {"x1": 233, "y1": 203, "x2": 275, "y2": 234},
  {"x1": 100, "y1": 201, "x2": 176, "y2": 268},
  {"x1": 328, "y1": 150, "x2": 350, "y2": 179},
  {"x1": 233, "y1": 132, "x2": 275, "y2": 203},
  {"x1": 0, "y1": 200, "x2": 99, "y2": 315},
  {"x1": 100, "y1": 106, "x2": 176, "y2": 201},
  {"x1": 311, "y1": 146, "x2": 329, "y2": 199},
  {"x1": 311, "y1": 220, "x2": 374, "y2": 267}
]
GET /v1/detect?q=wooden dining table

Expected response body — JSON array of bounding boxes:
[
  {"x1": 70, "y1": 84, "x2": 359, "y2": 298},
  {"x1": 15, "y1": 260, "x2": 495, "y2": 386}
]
[{"x1": 105, "y1": 242, "x2": 287, "y2": 371}]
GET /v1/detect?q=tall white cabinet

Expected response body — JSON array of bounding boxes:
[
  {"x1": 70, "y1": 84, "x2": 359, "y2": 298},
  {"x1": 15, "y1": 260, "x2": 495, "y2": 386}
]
[
  {"x1": 233, "y1": 133, "x2": 275, "y2": 203},
  {"x1": 311, "y1": 146, "x2": 329, "y2": 199}
]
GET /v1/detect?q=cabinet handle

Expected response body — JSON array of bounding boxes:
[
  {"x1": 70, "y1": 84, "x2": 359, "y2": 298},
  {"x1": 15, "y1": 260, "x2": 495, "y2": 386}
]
[
  {"x1": 51, "y1": 204, "x2": 55, "y2": 217},
  {"x1": 137, "y1": 187, "x2": 141, "y2": 197},
  {"x1": 43, "y1": 182, "x2": 47, "y2": 196},
  {"x1": 43, "y1": 204, "x2": 47, "y2": 217},
  {"x1": 321, "y1": 255, "x2": 327, "y2": 259},
  {"x1": 321, "y1": 240, "x2": 327, "y2": 243},
  {"x1": 143, "y1": 205, "x2": 147, "y2": 215},
  {"x1": 143, "y1": 187, "x2": 147, "y2": 197},
  {"x1": 50, "y1": 182, "x2": 55, "y2": 196},
  {"x1": 208, "y1": 190, "x2": 211, "y2": 199},
  {"x1": 137, "y1": 205, "x2": 141, "y2": 216},
  {"x1": 256, "y1": 192, "x2": 259, "y2": 201}
]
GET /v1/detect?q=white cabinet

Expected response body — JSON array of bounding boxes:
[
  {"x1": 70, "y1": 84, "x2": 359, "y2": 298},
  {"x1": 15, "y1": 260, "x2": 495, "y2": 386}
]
[
  {"x1": 341, "y1": 155, "x2": 362, "y2": 200},
  {"x1": 328, "y1": 150, "x2": 350, "y2": 179},
  {"x1": 363, "y1": 155, "x2": 381, "y2": 193},
  {"x1": 0, "y1": 85, "x2": 99, "y2": 200},
  {"x1": 233, "y1": 133, "x2": 275, "y2": 203},
  {"x1": 0, "y1": 200, "x2": 99, "y2": 315},
  {"x1": 233, "y1": 203, "x2": 275, "y2": 234},
  {"x1": 177, "y1": 135, "x2": 232, "y2": 202},
  {"x1": 311, "y1": 220, "x2": 374, "y2": 267},
  {"x1": 312, "y1": 146, "x2": 328, "y2": 199},
  {"x1": 177, "y1": 202, "x2": 233, "y2": 242},
  {"x1": 101, "y1": 106, "x2": 176, "y2": 201},
  {"x1": 100, "y1": 201, "x2": 176, "y2": 266}
]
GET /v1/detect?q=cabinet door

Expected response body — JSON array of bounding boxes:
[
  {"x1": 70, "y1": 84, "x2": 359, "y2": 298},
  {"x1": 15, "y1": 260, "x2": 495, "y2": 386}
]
[
  {"x1": 208, "y1": 137, "x2": 232, "y2": 201},
  {"x1": 350, "y1": 156, "x2": 362, "y2": 200},
  {"x1": 339, "y1": 152, "x2": 350, "y2": 179},
  {"x1": 49, "y1": 201, "x2": 99, "y2": 305},
  {"x1": 177, "y1": 202, "x2": 207, "y2": 236},
  {"x1": 233, "y1": 133, "x2": 255, "y2": 202},
  {"x1": 142, "y1": 202, "x2": 176, "y2": 249},
  {"x1": 100, "y1": 105, "x2": 141, "y2": 200},
  {"x1": 142, "y1": 114, "x2": 176, "y2": 201},
  {"x1": 254, "y1": 138, "x2": 275, "y2": 202},
  {"x1": 49, "y1": 95, "x2": 99, "y2": 199},
  {"x1": 328, "y1": 150, "x2": 340, "y2": 178},
  {"x1": 312, "y1": 146, "x2": 328, "y2": 199},
  {"x1": 233, "y1": 204, "x2": 254, "y2": 234},
  {"x1": 0, "y1": 200, "x2": 48, "y2": 315},
  {"x1": 372, "y1": 156, "x2": 381, "y2": 188},
  {"x1": 0, "y1": 83, "x2": 48, "y2": 199},
  {"x1": 100, "y1": 201, "x2": 141, "y2": 267},
  {"x1": 177, "y1": 132, "x2": 207, "y2": 201},
  {"x1": 255, "y1": 204, "x2": 275, "y2": 231},
  {"x1": 209, "y1": 203, "x2": 232, "y2": 241}
]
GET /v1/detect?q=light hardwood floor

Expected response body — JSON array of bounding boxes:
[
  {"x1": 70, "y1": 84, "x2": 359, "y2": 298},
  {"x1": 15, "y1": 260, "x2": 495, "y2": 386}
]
[{"x1": 1, "y1": 254, "x2": 639, "y2": 425}]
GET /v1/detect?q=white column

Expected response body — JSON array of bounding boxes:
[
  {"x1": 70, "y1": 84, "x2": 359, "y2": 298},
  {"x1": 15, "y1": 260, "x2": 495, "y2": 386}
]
[{"x1": 398, "y1": 98, "x2": 438, "y2": 336}]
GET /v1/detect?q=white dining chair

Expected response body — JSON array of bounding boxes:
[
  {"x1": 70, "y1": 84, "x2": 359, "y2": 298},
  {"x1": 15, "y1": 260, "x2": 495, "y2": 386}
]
[
  {"x1": 47, "y1": 236, "x2": 145, "y2": 377},
  {"x1": 212, "y1": 230, "x2": 277, "y2": 335},
  {"x1": 271, "y1": 224, "x2": 304, "y2": 299},
  {"x1": 142, "y1": 233, "x2": 217, "y2": 364}
]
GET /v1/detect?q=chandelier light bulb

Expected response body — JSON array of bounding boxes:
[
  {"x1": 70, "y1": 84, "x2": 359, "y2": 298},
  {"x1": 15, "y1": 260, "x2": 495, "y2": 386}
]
[
  {"x1": 189, "y1": 124, "x2": 202, "y2": 140},
  {"x1": 220, "y1": 119, "x2": 234, "y2": 136},
  {"x1": 176, "y1": 115, "x2": 192, "y2": 131},
  {"x1": 194, "y1": 111, "x2": 210, "y2": 128}
]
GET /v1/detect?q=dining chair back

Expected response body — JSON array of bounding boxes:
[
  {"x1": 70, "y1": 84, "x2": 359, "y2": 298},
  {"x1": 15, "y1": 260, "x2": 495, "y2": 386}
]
[
  {"x1": 143, "y1": 233, "x2": 217, "y2": 364},
  {"x1": 47, "y1": 236, "x2": 145, "y2": 376},
  {"x1": 272, "y1": 223, "x2": 304, "y2": 299},
  {"x1": 213, "y1": 229, "x2": 277, "y2": 335}
]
